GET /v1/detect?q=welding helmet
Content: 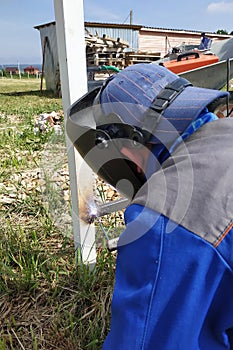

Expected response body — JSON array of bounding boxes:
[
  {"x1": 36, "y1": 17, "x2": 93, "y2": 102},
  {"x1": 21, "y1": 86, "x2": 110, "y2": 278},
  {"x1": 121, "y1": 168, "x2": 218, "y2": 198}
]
[{"x1": 67, "y1": 63, "x2": 228, "y2": 199}]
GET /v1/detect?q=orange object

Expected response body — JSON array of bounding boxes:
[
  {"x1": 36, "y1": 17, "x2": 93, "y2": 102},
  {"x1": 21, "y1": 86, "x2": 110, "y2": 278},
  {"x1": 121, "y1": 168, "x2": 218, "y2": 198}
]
[{"x1": 160, "y1": 51, "x2": 219, "y2": 74}]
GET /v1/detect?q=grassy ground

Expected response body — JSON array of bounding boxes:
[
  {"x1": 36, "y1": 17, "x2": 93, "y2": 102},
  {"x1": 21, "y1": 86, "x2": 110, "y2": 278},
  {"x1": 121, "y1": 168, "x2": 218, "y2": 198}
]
[{"x1": 0, "y1": 78, "x2": 120, "y2": 349}]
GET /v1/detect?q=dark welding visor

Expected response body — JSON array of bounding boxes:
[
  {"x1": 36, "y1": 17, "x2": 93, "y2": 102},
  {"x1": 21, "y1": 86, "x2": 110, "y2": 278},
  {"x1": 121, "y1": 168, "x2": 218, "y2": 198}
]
[
  {"x1": 66, "y1": 76, "x2": 195, "y2": 199},
  {"x1": 66, "y1": 87, "x2": 148, "y2": 199}
]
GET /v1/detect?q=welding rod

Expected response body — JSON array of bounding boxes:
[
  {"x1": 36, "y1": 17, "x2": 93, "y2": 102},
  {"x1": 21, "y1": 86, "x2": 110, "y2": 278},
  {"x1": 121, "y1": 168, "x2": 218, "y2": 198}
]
[
  {"x1": 97, "y1": 217, "x2": 120, "y2": 252},
  {"x1": 98, "y1": 197, "x2": 130, "y2": 217},
  {"x1": 86, "y1": 197, "x2": 129, "y2": 251},
  {"x1": 97, "y1": 198, "x2": 129, "y2": 251}
]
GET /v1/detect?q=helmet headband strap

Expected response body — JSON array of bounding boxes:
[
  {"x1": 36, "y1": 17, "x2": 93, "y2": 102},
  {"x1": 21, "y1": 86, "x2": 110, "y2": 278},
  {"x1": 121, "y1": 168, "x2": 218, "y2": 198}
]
[{"x1": 142, "y1": 77, "x2": 192, "y2": 139}]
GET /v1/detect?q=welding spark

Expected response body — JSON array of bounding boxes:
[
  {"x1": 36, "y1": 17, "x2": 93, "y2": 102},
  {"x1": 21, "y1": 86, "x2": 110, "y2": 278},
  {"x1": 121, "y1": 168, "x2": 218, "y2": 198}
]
[
  {"x1": 89, "y1": 203, "x2": 98, "y2": 217},
  {"x1": 86, "y1": 201, "x2": 98, "y2": 224},
  {"x1": 85, "y1": 199, "x2": 110, "y2": 241}
]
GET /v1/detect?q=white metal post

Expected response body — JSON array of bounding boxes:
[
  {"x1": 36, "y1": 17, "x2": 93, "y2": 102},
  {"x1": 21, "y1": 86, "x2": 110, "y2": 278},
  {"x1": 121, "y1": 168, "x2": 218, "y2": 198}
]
[{"x1": 53, "y1": 0, "x2": 96, "y2": 265}]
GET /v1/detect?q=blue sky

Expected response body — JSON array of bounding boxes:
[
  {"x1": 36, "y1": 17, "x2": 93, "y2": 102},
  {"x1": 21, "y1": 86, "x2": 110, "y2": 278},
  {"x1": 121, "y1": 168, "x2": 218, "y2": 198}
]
[{"x1": 1, "y1": 0, "x2": 233, "y2": 64}]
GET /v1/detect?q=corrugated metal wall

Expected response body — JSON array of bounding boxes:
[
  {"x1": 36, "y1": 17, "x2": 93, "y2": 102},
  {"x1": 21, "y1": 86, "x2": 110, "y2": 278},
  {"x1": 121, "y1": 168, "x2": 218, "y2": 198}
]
[
  {"x1": 39, "y1": 24, "x2": 59, "y2": 93},
  {"x1": 86, "y1": 26, "x2": 139, "y2": 51}
]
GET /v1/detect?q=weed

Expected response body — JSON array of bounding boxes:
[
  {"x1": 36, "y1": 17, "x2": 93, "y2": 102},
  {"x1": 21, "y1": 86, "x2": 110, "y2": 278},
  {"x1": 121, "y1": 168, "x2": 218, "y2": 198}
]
[{"x1": 0, "y1": 79, "x2": 120, "y2": 349}]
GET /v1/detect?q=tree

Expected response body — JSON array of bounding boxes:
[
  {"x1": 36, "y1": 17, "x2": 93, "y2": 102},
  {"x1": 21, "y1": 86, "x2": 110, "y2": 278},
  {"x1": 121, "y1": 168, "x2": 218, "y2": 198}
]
[{"x1": 216, "y1": 29, "x2": 228, "y2": 35}]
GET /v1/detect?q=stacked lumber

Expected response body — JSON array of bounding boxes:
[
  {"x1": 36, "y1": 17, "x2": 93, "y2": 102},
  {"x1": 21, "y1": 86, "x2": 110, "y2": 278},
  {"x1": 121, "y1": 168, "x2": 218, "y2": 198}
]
[
  {"x1": 85, "y1": 31, "x2": 161, "y2": 69},
  {"x1": 85, "y1": 32, "x2": 129, "y2": 69},
  {"x1": 125, "y1": 51, "x2": 161, "y2": 65}
]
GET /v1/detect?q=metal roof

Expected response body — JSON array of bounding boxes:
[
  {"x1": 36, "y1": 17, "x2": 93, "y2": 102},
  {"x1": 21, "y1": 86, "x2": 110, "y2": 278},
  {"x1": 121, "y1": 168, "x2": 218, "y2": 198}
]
[
  {"x1": 34, "y1": 21, "x2": 232, "y2": 39},
  {"x1": 34, "y1": 21, "x2": 141, "y2": 30}
]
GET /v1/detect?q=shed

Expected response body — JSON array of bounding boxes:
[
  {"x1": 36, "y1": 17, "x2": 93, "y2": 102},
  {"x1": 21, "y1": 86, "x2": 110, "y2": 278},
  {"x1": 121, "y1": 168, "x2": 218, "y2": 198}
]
[
  {"x1": 34, "y1": 22, "x2": 59, "y2": 94},
  {"x1": 34, "y1": 21, "x2": 232, "y2": 95}
]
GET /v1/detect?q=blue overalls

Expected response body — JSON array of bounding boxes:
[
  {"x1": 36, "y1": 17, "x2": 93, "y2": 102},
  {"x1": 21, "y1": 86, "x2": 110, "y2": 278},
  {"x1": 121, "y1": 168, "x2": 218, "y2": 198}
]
[{"x1": 103, "y1": 116, "x2": 233, "y2": 349}]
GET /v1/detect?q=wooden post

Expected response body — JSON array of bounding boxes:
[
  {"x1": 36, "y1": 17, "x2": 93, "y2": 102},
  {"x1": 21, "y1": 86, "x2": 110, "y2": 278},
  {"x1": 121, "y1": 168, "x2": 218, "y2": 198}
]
[
  {"x1": 53, "y1": 0, "x2": 96, "y2": 266},
  {"x1": 40, "y1": 36, "x2": 48, "y2": 92}
]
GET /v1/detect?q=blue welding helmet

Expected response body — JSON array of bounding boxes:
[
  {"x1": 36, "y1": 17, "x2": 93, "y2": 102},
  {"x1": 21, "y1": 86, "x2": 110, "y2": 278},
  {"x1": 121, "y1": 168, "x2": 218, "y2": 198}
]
[{"x1": 66, "y1": 63, "x2": 228, "y2": 199}]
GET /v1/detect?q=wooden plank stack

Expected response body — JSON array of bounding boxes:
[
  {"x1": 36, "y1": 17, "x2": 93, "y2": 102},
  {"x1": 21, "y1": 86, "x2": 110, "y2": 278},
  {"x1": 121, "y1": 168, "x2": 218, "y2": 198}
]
[
  {"x1": 125, "y1": 51, "x2": 161, "y2": 65},
  {"x1": 85, "y1": 31, "x2": 161, "y2": 69},
  {"x1": 85, "y1": 32, "x2": 129, "y2": 69}
]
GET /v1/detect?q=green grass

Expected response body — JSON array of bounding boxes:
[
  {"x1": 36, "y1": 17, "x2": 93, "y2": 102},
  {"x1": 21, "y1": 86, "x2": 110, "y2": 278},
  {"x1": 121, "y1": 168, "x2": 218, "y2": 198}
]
[{"x1": 0, "y1": 78, "x2": 120, "y2": 349}]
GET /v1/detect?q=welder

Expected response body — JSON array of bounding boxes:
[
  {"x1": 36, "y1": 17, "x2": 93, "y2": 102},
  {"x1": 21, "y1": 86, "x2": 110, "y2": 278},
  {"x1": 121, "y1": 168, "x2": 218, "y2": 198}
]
[{"x1": 67, "y1": 63, "x2": 233, "y2": 349}]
